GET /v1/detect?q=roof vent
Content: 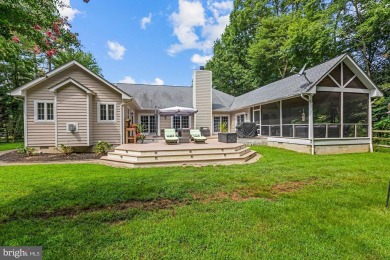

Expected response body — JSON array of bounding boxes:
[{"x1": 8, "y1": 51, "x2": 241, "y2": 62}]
[{"x1": 199, "y1": 66, "x2": 205, "y2": 70}]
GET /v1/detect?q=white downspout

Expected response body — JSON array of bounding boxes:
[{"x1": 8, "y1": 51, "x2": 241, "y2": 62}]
[
  {"x1": 369, "y1": 95, "x2": 374, "y2": 152},
  {"x1": 309, "y1": 95, "x2": 314, "y2": 155}
]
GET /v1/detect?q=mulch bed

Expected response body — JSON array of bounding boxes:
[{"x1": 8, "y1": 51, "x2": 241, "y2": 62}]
[{"x1": 0, "y1": 151, "x2": 101, "y2": 163}]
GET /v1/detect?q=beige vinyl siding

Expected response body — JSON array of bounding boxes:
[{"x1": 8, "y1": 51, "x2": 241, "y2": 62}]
[
  {"x1": 159, "y1": 116, "x2": 171, "y2": 132},
  {"x1": 57, "y1": 84, "x2": 87, "y2": 146},
  {"x1": 193, "y1": 70, "x2": 212, "y2": 130},
  {"x1": 26, "y1": 84, "x2": 55, "y2": 147},
  {"x1": 230, "y1": 108, "x2": 250, "y2": 130},
  {"x1": 26, "y1": 65, "x2": 122, "y2": 147}
]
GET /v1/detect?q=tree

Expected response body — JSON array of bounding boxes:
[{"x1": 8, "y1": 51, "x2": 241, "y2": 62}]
[
  {"x1": 206, "y1": 0, "x2": 389, "y2": 99},
  {"x1": 0, "y1": 1, "x2": 99, "y2": 142},
  {"x1": 52, "y1": 49, "x2": 103, "y2": 76}
]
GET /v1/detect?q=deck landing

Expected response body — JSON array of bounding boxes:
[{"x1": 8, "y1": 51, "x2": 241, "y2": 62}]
[{"x1": 101, "y1": 139, "x2": 259, "y2": 168}]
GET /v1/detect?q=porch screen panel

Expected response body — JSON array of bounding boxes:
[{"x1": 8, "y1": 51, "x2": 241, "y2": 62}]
[
  {"x1": 282, "y1": 97, "x2": 308, "y2": 138},
  {"x1": 343, "y1": 93, "x2": 369, "y2": 137},
  {"x1": 313, "y1": 92, "x2": 341, "y2": 138},
  {"x1": 254, "y1": 110, "x2": 260, "y2": 124},
  {"x1": 261, "y1": 102, "x2": 280, "y2": 136}
]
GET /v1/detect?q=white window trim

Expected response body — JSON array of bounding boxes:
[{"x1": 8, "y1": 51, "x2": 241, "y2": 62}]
[
  {"x1": 235, "y1": 112, "x2": 246, "y2": 126},
  {"x1": 97, "y1": 102, "x2": 117, "y2": 123},
  {"x1": 34, "y1": 100, "x2": 55, "y2": 122},
  {"x1": 171, "y1": 115, "x2": 191, "y2": 129}
]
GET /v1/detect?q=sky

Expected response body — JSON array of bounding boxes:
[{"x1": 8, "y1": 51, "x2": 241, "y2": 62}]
[{"x1": 58, "y1": 0, "x2": 234, "y2": 86}]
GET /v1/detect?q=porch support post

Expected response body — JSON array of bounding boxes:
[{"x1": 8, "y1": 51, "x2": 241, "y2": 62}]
[
  {"x1": 369, "y1": 93, "x2": 373, "y2": 152},
  {"x1": 309, "y1": 95, "x2": 314, "y2": 155},
  {"x1": 280, "y1": 100, "x2": 283, "y2": 137},
  {"x1": 341, "y1": 92, "x2": 344, "y2": 138}
]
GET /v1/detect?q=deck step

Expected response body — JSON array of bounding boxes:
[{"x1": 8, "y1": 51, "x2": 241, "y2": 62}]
[
  {"x1": 101, "y1": 140, "x2": 259, "y2": 168},
  {"x1": 101, "y1": 151, "x2": 258, "y2": 168}
]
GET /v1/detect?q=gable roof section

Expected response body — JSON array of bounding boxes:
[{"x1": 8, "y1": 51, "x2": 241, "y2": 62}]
[
  {"x1": 212, "y1": 89, "x2": 235, "y2": 111},
  {"x1": 230, "y1": 54, "x2": 382, "y2": 110},
  {"x1": 10, "y1": 60, "x2": 131, "y2": 99},
  {"x1": 230, "y1": 54, "x2": 347, "y2": 110},
  {"x1": 116, "y1": 83, "x2": 235, "y2": 111},
  {"x1": 49, "y1": 77, "x2": 95, "y2": 95}
]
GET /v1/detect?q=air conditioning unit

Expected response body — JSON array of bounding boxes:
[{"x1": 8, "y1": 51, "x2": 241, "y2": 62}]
[{"x1": 67, "y1": 123, "x2": 78, "y2": 132}]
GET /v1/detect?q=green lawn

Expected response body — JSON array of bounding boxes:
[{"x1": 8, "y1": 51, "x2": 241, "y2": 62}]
[
  {"x1": 0, "y1": 146, "x2": 389, "y2": 259},
  {"x1": 0, "y1": 141, "x2": 23, "y2": 151}
]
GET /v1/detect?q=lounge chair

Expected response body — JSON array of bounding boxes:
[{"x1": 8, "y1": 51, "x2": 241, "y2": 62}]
[
  {"x1": 164, "y1": 128, "x2": 179, "y2": 144},
  {"x1": 190, "y1": 129, "x2": 207, "y2": 143}
]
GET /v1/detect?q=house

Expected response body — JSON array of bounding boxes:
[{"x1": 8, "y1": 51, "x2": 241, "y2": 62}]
[{"x1": 10, "y1": 54, "x2": 382, "y2": 154}]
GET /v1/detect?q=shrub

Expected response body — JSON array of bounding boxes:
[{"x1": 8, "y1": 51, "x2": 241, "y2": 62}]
[
  {"x1": 95, "y1": 141, "x2": 111, "y2": 155},
  {"x1": 17, "y1": 147, "x2": 36, "y2": 156},
  {"x1": 57, "y1": 144, "x2": 73, "y2": 155},
  {"x1": 220, "y1": 122, "x2": 228, "y2": 133}
]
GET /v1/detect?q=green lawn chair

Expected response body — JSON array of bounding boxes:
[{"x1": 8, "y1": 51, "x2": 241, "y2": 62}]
[
  {"x1": 164, "y1": 128, "x2": 179, "y2": 144},
  {"x1": 190, "y1": 129, "x2": 207, "y2": 143}
]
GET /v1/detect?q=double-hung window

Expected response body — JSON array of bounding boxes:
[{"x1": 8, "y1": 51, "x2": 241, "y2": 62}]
[
  {"x1": 98, "y1": 103, "x2": 116, "y2": 122},
  {"x1": 35, "y1": 101, "x2": 54, "y2": 122}
]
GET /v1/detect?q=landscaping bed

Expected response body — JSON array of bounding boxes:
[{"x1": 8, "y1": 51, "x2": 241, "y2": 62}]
[{"x1": 0, "y1": 151, "x2": 101, "y2": 163}]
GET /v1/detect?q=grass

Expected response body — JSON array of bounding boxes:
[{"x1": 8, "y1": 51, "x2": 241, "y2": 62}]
[
  {"x1": 0, "y1": 141, "x2": 23, "y2": 151},
  {"x1": 0, "y1": 146, "x2": 389, "y2": 259}
]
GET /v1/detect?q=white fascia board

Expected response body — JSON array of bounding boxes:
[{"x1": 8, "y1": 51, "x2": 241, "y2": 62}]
[
  {"x1": 49, "y1": 78, "x2": 96, "y2": 95},
  {"x1": 10, "y1": 60, "x2": 133, "y2": 99}
]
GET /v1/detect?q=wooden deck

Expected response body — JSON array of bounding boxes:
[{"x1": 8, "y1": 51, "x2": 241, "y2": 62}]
[{"x1": 101, "y1": 139, "x2": 259, "y2": 168}]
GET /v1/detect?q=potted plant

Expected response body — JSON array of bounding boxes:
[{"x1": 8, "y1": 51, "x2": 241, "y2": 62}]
[
  {"x1": 218, "y1": 122, "x2": 237, "y2": 143},
  {"x1": 136, "y1": 124, "x2": 146, "y2": 143}
]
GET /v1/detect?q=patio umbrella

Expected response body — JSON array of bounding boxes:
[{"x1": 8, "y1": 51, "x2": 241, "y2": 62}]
[{"x1": 158, "y1": 106, "x2": 198, "y2": 116}]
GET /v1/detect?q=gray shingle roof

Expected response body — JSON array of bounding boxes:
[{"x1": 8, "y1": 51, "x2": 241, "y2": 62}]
[
  {"x1": 116, "y1": 83, "x2": 234, "y2": 111},
  {"x1": 116, "y1": 84, "x2": 192, "y2": 109},
  {"x1": 212, "y1": 88, "x2": 235, "y2": 111},
  {"x1": 229, "y1": 54, "x2": 346, "y2": 110},
  {"x1": 117, "y1": 54, "x2": 346, "y2": 111}
]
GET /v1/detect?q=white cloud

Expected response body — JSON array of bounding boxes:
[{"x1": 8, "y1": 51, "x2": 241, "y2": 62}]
[
  {"x1": 141, "y1": 13, "x2": 152, "y2": 30},
  {"x1": 191, "y1": 54, "x2": 212, "y2": 66},
  {"x1": 58, "y1": 0, "x2": 81, "y2": 22},
  {"x1": 167, "y1": 0, "x2": 206, "y2": 56},
  {"x1": 151, "y1": 77, "x2": 164, "y2": 85},
  {"x1": 107, "y1": 41, "x2": 126, "y2": 60},
  {"x1": 118, "y1": 76, "x2": 136, "y2": 84},
  {"x1": 167, "y1": 0, "x2": 233, "y2": 64}
]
